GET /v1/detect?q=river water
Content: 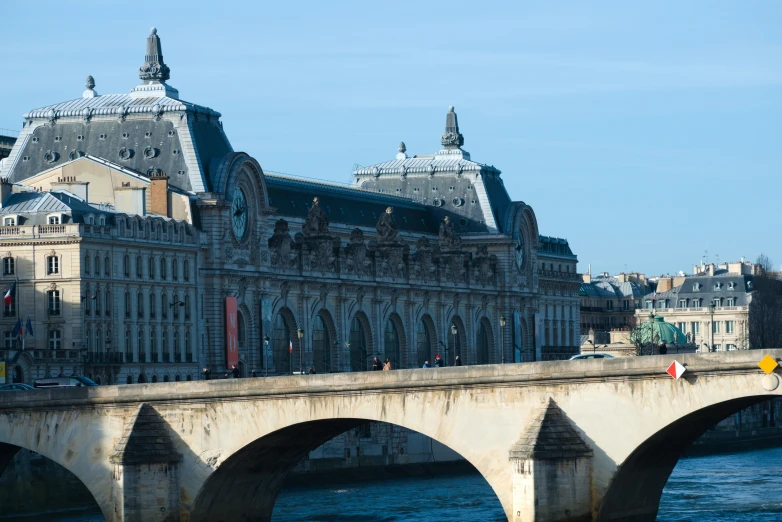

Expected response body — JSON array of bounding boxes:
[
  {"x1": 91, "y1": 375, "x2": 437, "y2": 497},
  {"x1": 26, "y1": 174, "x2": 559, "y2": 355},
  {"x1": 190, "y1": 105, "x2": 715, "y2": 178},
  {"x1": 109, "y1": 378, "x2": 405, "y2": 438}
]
[{"x1": 6, "y1": 448, "x2": 782, "y2": 521}]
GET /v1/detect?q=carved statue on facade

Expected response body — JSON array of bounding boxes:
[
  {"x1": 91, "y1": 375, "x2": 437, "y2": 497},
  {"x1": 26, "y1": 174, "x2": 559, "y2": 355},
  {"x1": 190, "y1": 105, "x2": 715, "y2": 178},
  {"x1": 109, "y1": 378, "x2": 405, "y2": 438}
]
[
  {"x1": 473, "y1": 244, "x2": 497, "y2": 286},
  {"x1": 438, "y1": 216, "x2": 461, "y2": 251},
  {"x1": 267, "y1": 219, "x2": 297, "y2": 268},
  {"x1": 413, "y1": 237, "x2": 436, "y2": 282},
  {"x1": 344, "y1": 228, "x2": 371, "y2": 276},
  {"x1": 306, "y1": 238, "x2": 336, "y2": 274},
  {"x1": 441, "y1": 252, "x2": 467, "y2": 284},
  {"x1": 378, "y1": 247, "x2": 405, "y2": 279},
  {"x1": 376, "y1": 207, "x2": 401, "y2": 244},
  {"x1": 302, "y1": 197, "x2": 329, "y2": 237}
]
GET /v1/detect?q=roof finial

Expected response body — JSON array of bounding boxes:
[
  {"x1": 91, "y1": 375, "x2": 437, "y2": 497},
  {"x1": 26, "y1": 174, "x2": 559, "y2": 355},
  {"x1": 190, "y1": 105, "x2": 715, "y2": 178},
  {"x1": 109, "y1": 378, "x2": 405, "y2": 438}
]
[
  {"x1": 139, "y1": 27, "x2": 170, "y2": 82},
  {"x1": 396, "y1": 141, "x2": 408, "y2": 160},
  {"x1": 83, "y1": 75, "x2": 98, "y2": 98},
  {"x1": 441, "y1": 105, "x2": 464, "y2": 149}
]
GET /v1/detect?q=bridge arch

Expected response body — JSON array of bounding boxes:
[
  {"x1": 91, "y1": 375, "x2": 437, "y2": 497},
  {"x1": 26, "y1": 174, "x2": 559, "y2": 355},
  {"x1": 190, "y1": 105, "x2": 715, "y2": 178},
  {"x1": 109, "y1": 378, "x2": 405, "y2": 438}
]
[
  {"x1": 597, "y1": 394, "x2": 774, "y2": 521},
  {"x1": 188, "y1": 417, "x2": 503, "y2": 522},
  {"x1": 0, "y1": 427, "x2": 110, "y2": 519}
]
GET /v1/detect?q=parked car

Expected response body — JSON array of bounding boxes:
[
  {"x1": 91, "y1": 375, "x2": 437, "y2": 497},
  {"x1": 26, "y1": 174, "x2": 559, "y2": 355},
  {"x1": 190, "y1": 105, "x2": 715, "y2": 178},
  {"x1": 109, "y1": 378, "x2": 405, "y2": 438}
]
[
  {"x1": 33, "y1": 376, "x2": 98, "y2": 388},
  {"x1": 0, "y1": 383, "x2": 35, "y2": 391},
  {"x1": 569, "y1": 353, "x2": 615, "y2": 361}
]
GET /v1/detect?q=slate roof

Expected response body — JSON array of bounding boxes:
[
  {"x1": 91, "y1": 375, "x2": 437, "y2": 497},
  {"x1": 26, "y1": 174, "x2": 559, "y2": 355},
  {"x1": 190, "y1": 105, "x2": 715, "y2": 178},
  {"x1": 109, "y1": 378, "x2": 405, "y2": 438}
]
[
  {"x1": 509, "y1": 398, "x2": 593, "y2": 460},
  {"x1": 643, "y1": 274, "x2": 754, "y2": 307},
  {"x1": 0, "y1": 191, "x2": 99, "y2": 215},
  {"x1": 23, "y1": 93, "x2": 221, "y2": 120},
  {"x1": 538, "y1": 236, "x2": 576, "y2": 258},
  {"x1": 580, "y1": 278, "x2": 643, "y2": 298}
]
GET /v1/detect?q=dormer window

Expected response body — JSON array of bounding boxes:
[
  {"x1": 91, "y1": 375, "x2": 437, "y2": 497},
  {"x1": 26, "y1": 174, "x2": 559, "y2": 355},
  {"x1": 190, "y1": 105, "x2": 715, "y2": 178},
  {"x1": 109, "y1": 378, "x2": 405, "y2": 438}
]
[
  {"x1": 714, "y1": 282, "x2": 722, "y2": 291},
  {"x1": 99, "y1": 216, "x2": 106, "y2": 226},
  {"x1": 693, "y1": 283, "x2": 700, "y2": 292},
  {"x1": 48, "y1": 215, "x2": 60, "y2": 225},
  {"x1": 728, "y1": 282, "x2": 735, "y2": 290},
  {"x1": 3, "y1": 217, "x2": 16, "y2": 227}
]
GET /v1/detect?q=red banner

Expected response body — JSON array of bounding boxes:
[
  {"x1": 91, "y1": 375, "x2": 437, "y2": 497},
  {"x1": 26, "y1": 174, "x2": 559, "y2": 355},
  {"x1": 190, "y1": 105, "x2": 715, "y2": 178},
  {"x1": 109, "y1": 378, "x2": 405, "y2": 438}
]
[{"x1": 225, "y1": 297, "x2": 239, "y2": 369}]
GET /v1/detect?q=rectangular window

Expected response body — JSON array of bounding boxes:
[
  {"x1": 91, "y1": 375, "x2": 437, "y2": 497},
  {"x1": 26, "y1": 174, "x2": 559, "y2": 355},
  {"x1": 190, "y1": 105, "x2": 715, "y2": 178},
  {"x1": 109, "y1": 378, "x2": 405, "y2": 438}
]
[
  {"x1": 48, "y1": 215, "x2": 60, "y2": 225},
  {"x1": 677, "y1": 322, "x2": 687, "y2": 334},
  {"x1": 3, "y1": 331, "x2": 13, "y2": 349},
  {"x1": 713, "y1": 321, "x2": 721, "y2": 334},
  {"x1": 48, "y1": 330, "x2": 61, "y2": 351},
  {"x1": 623, "y1": 300, "x2": 629, "y2": 311},
  {"x1": 3, "y1": 217, "x2": 15, "y2": 226},
  {"x1": 727, "y1": 297, "x2": 735, "y2": 307},
  {"x1": 47, "y1": 290, "x2": 60, "y2": 315},
  {"x1": 47, "y1": 256, "x2": 59, "y2": 275},
  {"x1": 606, "y1": 301, "x2": 613, "y2": 311},
  {"x1": 727, "y1": 344, "x2": 736, "y2": 351},
  {"x1": 646, "y1": 301, "x2": 653, "y2": 309},
  {"x1": 726, "y1": 321, "x2": 735, "y2": 334},
  {"x1": 713, "y1": 344, "x2": 721, "y2": 351},
  {"x1": 713, "y1": 298, "x2": 721, "y2": 307},
  {"x1": 3, "y1": 257, "x2": 14, "y2": 275},
  {"x1": 679, "y1": 300, "x2": 687, "y2": 308},
  {"x1": 692, "y1": 322, "x2": 700, "y2": 335}
]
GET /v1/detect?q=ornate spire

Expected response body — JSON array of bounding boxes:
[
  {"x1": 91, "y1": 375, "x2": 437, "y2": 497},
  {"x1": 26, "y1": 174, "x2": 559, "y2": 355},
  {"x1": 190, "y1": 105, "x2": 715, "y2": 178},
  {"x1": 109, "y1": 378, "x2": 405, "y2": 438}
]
[
  {"x1": 396, "y1": 141, "x2": 408, "y2": 160},
  {"x1": 83, "y1": 75, "x2": 98, "y2": 99},
  {"x1": 440, "y1": 106, "x2": 464, "y2": 149},
  {"x1": 138, "y1": 27, "x2": 170, "y2": 82}
]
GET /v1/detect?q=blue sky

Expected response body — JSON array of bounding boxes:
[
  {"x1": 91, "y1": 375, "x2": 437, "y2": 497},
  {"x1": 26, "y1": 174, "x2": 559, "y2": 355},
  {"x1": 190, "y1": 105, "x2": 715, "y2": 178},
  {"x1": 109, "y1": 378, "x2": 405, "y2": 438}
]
[{"x1": 1, "y1": 1, "x2": 780, "y2": 275}]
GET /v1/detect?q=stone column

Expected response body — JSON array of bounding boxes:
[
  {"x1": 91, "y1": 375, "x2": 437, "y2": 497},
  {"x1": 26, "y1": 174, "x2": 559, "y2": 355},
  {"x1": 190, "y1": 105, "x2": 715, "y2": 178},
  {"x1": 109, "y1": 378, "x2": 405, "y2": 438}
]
[
  {"x1": 509, "y1": 399, "x2": 593, "y2": 522},
  {"x1": 110, "y1": 404, "x2": 181, "y2": 522}
]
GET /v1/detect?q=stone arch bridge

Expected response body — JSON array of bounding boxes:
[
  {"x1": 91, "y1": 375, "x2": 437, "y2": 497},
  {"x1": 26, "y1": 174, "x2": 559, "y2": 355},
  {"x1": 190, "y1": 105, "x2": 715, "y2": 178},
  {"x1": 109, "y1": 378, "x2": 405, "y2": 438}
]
[{"x1": 1, "y1": 350, "x2": 780, "y2": 522}]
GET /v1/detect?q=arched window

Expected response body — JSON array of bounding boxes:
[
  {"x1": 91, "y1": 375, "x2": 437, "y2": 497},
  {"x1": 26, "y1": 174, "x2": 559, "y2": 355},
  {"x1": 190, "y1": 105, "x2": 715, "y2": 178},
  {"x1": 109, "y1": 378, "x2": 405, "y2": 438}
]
[
  {"x1": 447, "y1": 319, "x2": 462, "y2": 366},
  {"x1": 95, "y1": 328, "x2": 102, "y2": 352},
  {"x1": 124, "y1": 291, "x2": 131, "y2": 318},
  {"x1": 349, "y1": 316, "x2": 367, "y2": 372},
  {"x1": 162, "y1": 330, "x2": 169, "y2": 361},
  {"x1": 186, "y1": 374, "x2": 192, "y2": 381},
  {"x1": 125, "y1": 329, "x2": 132, "y2": 362},
  {"x1": 94, "y1": 287, "x2": 101, "y2": 315},
  {"x1": 136, "y1": 256, "x2": 142, "y2": 278},
  {"x1": 138, "y1": 373, "x2": 147, "y2": 384},
  {"x1": 152, "y1": 375, "x2": 158, "y2": 383},
  {"x1": 104, "y1": 289, "x2": 110, "y2": 315},
  {"x1": 84, "y1": 254, "x2": 91, "y2": 276},
  {"x1": 173, "y1": 293, "x2": 180, "y2": 320},
  {"x1": 273, "y1": 314, "x2": 291, "y2": 375},
  {"x1": 172, "y1": 258, "x2": 178, "y2": 281},
  {"x1": 184, "y1": 330, "x2": 191, "y2": 362},
  {"x1": 173, "y1": 329, "x2": 180, "y2": 361},
  {"x1": 160, "y1": 257, "x2": 167, "y2": 280},
  {"x1": 477, "y1": 321, "x2": 490, "y2": 365},
  {"x1": 137, "y1": 292, "x2": 144, "y2": 319},
  {"x1": 416, "y1": 320, "x2": 431, "y2": 368},
  {"x1": 175, "y1": 374, "x2": 181, "y2": 382},
  {"x1": 162, "y1": 293, "x2": 168, "y2": 319},
  {"x1": 184, "y1": 295, "x2": 191, "y2": 320},
  {"x1": 183, "y1": 259, "x2": 190, "y2": 281},
  {"x1": 104, "y1": 255, "x2": 110, "y2": 276},
  {"x1": 137, "y1": 327, "x2": 145, "y2": 362},
  {"x1": 148, "y1": 257, "x2": 155, "y2": 279},
  {"x1": 149, "y1": 292, "x2": 156, "y2": 319},
  {"x1": 94, "y1": 255, "x2": 100, "y2": 276},
  {"x1": 312, "y1": 315, "x2": 331, "y2": 373},
  {"x1": 126, "y1": 374, "x2": 133, "y2": 384},
  {"x1": 163, "y1": 375, "x2": 169, "y2": 382},
  {"x1": 150, "y1": 329, "x2": 157, "y2": 361},
  {"x1": 12, "y1": 366, "x2": 23, "y2": 384},
  {"x1": 85, "y1": 327, "x2": 91, "y2": 352},
  {"x1": 384, "y1": 319, "x2": 400, "y2": 369},
  {"x1": 123, "y1": 255, "x2": 130, "y2": 277}
]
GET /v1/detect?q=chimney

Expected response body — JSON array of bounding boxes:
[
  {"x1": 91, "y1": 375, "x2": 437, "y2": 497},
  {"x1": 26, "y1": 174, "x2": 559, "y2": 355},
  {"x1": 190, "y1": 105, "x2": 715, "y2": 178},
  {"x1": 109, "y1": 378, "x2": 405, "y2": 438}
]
[
  {"x1": 0, "y1": 177, "x2": 12, "y2": 206},
  {"x1": 149, "y1": 171, "x2": 169, "y2": 217}
]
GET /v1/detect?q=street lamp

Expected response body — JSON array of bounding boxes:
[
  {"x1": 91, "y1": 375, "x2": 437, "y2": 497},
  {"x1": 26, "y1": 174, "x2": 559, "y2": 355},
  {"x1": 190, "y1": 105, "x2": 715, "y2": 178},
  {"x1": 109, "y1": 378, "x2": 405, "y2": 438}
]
[
  {"x1": 450, "y1": 323, "x2": 457, "y2": 364},
  {"x1": 263, "y1": 335, "x2": 270, "y2": 377},
  {"x1": 297, "y1": 327, "x2": 304, "y2": 374},
  {"x1": 500, "y1": 315, "x2": 506, "y2": 364}
]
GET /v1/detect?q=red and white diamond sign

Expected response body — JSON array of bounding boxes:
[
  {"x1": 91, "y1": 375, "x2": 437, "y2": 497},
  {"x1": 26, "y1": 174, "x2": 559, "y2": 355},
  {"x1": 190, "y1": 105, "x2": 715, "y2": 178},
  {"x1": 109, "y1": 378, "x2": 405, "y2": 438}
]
[{"x1": 666, "y1": 360, "x2": 686, "y2": 380}]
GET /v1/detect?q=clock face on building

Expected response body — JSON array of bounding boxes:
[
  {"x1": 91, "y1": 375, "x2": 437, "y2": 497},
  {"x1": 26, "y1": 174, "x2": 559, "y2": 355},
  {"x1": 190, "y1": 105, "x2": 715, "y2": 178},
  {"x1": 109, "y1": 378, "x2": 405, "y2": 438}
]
[
  {"x1": 515, "y1": 234, "x2": 525, "y2": 271},
  {"x1": 231, "y1": 187, "x2": 248, "y2": 240}
]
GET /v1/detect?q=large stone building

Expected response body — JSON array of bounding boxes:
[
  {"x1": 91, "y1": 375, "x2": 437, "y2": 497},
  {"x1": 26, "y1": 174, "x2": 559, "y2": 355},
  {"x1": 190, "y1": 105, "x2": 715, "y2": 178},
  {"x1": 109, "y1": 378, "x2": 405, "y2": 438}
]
[
  {"x1": 635, "y1": 260, "x2": 758, "y2": 351},
  {"x1": 580, "y1": 271, "x2": 649, "y2": 332},
  {"x1": 0, "y1": 28, "x2": 579, "y2": 386}
]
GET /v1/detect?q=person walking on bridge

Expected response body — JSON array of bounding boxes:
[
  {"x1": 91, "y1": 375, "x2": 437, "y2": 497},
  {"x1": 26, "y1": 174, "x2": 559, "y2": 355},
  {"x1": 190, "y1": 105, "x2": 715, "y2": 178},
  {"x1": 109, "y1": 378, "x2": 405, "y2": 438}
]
[
  {"x1": 454, "y1": 356, "x2": 462, "y2": 366},
  {"x1": 434, "y1": 354, "x2": 444, "y2": 368},
  {"x1": 422, "y1": 360, "x2": 430, "y2": 368},
  {"x1": 372, "y1": 356, "x2": 383, "y2": 371}
]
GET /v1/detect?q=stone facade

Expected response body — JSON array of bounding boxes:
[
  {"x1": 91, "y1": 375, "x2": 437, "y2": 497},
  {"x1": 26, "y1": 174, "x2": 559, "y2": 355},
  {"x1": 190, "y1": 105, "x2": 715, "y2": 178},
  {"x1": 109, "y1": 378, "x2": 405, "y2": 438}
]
[{"x1": 0, "y1": 29, "x2": 580, "y2": 384}]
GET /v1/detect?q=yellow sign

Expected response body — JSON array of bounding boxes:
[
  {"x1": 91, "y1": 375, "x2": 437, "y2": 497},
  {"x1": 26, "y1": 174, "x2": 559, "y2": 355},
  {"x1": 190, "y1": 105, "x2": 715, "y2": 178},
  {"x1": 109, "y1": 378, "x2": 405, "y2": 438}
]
[
  {"x1": 758, "y1": 355, "x2": 779, "y2": 375},
  {"x1": 0, "y1": 362, "x2": 5, "y2": 384}
]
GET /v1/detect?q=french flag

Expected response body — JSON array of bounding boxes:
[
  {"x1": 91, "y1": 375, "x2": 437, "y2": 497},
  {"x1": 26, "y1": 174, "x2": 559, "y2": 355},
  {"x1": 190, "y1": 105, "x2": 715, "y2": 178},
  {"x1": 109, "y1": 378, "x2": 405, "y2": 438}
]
[
  {"x1": 289, "y1": 338, "x2": 293, "y2": 354},
  {"x1": 4, "y1": 281, "x2": 15, "y2": 306}
]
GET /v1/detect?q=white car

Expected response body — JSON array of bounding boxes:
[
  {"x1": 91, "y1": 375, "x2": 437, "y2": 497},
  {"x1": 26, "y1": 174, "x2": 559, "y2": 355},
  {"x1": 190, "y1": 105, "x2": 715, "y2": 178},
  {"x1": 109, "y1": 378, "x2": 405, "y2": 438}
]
[{"x1": 569, "y1": 353, "x2": 615, "y2": 360}]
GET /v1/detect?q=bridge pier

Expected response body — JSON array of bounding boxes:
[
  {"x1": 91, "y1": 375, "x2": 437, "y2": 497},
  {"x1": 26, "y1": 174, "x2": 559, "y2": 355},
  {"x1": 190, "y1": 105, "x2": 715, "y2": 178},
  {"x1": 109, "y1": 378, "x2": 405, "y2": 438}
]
[
  {"x1": 510, "y1": 399, "x2": 593, "y2": 522},
  {"x1": 109, "y1": 404, "x2": 182, "y2": 522}
]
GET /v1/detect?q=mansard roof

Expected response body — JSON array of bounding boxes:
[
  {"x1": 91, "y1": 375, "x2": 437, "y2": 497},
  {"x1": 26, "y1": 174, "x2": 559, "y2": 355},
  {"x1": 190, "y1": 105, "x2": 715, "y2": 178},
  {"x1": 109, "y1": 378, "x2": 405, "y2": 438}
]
[{"x1": 1, "y1": 28, "x2": 231, "y2": 195}]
